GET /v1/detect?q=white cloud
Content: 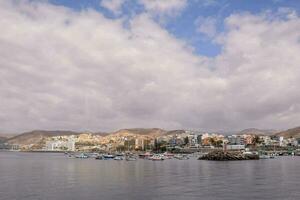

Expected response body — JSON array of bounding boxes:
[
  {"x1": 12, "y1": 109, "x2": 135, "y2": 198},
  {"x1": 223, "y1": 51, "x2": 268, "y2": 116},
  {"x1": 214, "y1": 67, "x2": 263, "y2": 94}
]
[
  {"x1": 0, "y1": 0, "x2": 207, "y2": 132},
  {"x1": 139, "y1": 0, "x2": 187, "y2": 17},
  {"x1": 195, "y1": 16, "x2": 217, "y2": 38},
  {"x1": 0, "y1": 1, "x2": 300, "y2": 133},
  {"x1": 214, "y1": 11, "x2": 300, "y2": 129},
  {"x1": 194, "y1": 0, "x2": 219, "y2": 7},
  {"x1": 100, "y1": 0, "x2": 125, "y2": 15}
]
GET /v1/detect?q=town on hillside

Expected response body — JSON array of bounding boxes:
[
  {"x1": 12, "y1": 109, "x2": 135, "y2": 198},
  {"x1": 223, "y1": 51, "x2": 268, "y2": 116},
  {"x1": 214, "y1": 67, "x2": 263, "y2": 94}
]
[{"x1": 1, "y1": 128, "x2": 300, "y2": 156}]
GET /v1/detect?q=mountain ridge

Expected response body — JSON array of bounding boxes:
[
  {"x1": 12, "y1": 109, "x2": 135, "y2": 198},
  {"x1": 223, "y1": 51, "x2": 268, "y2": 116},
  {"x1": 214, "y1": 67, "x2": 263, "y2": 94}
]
[
  {"x1": 275, "y1": 126, "x2": 300, "y2": 138},
  {"x1": 238, "y1": 128, "x2": 279, "y2": 135},
  {"x1": 6, "y1": 130, "x2": 81, "y2": 145},
  {"x1": 5, "y1": 126, "x2": 300, "y2": 146}
]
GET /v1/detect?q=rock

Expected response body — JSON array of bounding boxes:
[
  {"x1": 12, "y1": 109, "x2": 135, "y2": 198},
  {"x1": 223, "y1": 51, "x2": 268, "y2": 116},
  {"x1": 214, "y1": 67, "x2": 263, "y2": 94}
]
[{"x1": 198, "y1": 150, "x2": 259, "y2": 161}]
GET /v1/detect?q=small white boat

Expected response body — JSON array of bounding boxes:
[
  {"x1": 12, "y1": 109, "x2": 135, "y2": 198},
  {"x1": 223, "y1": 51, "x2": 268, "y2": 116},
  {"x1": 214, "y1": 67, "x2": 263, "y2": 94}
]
[
  {"x1": 114, "y1": 156, "x2": 123, "y2": 161},
  {"x1": 125, "y1": 156, "x2": 137, "y2": 161},
  {"x1": 243, "y1": 151, "x2": 256, "y2": 155},
  {"x1": 150, "y1": 155, "x2": 164, "y2": 161},
  {"x1": 162, "y1": 152, "x2": 174, "y2": 159},
  {"x1": 174, "y1": 154, "x2": 189, "y2": 160},
  {"x1": 75, "y1": 153, "x2": 89, "y2": 159},
  {"x1": 259, "y1": 155, "x2": 271, "y2": 159},
  {"x1": 88, "y1": 153, "x2": 99, "y2": 158}
]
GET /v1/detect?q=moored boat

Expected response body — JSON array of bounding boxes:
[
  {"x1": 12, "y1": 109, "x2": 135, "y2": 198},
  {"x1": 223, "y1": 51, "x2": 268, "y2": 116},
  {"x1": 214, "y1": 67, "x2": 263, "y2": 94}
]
[
  {"x1": 75, "y1": 153, "x2": 89, "y2": 159},
  {"x1": 95, "y1": 155, "x2": 104, "y2": 160},
  {"x1": 149, "y1": 154, "x2": 164, "y2": 161},
  {"x1": 259, "y1": 155, "x2": 271, "y2": 159},
  {"x1": 103, "y1": 154, "x2": 115, "y2": 160},
  {"x1": 163, "y1": 152, "x2": 174, "y2": 159},
  {"x1": 114, "y1": 156, "x2": 124, "y2": 160},
  {"x1": 139, "y1": 152, "x2": 153, "y2": 159},
  {"x1": 174, "y1": 154, "x2": 189, "y2": 160},
  {"x1": 125, "y1": 156, "x2": 137, "y2": 161}
]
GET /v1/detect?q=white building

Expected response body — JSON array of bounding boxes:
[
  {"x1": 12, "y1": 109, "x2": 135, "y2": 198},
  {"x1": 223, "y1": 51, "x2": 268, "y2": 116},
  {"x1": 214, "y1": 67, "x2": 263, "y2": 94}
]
[
  {"x1": 45, "y1": 135, "x2": 75, "y2": 151},
  {"x1": 226, "y1": 144, "x2": 245, "y2": 150},
  {"x1": 279, "y1": 137, "x2": 284, "y2": 146}
]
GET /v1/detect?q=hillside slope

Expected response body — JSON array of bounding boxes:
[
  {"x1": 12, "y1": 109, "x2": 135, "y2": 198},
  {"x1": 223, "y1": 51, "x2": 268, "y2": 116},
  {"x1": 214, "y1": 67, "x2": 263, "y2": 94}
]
[
  {"x1": 6, "y1": 130, "x2": 80, "y2": 145},
  {"x1": 239, "y1": 128, "x2": 278, "y2": 135},
  {"x1": 0, "y1": 136, "x2": 7, "y2": 143},
  {"x1": 112, "y1": 128, "x2": 167, "y2": 137},
  {"x1": 275, "y1": 127, "x2": 300, "y2": 138},
  {"x1": 6, "y1": 128, "x2": 187, "y2": 146}
]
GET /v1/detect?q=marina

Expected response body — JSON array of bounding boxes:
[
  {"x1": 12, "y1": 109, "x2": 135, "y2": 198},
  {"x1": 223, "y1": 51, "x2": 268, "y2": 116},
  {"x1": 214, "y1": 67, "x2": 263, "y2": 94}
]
[{"x1": 64, "y1": 150, "x2": 296, "y2": 162}]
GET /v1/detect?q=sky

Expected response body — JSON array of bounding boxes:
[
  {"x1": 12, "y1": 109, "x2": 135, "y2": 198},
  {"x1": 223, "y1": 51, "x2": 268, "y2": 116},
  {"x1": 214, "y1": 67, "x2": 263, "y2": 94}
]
[{"x1": 1, "y1": 0, "x2": 300, "y2": 133}]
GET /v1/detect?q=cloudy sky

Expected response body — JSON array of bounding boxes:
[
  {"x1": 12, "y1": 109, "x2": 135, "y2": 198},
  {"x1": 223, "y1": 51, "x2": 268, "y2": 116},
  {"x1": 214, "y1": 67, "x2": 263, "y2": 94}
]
[{"x1": 1, "y1": 0, "x2": 300, "y2": 133}]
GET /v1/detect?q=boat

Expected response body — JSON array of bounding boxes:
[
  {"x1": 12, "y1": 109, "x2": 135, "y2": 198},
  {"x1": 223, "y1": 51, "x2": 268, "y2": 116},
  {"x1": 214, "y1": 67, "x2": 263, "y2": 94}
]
[
  {"x1": 162, "y1": 152, "x2": 174, "y2": 159},
  {"x1": 270, "y1": 155, "x2": 275, "y2": 159},
  {"x1": 174, "y1": 154, "x2": 189, "y2": 160},
  {"x1": 125, "y1": 156, "x2": 137, "y2": 161},
  {"x1": 103, "y1": 154, "x2": 115, "y2": 160},
  {"x1": 75, "y1": 153, "x2": 89, "y2": 159},
  {"x1": 114, "y1": 156, "x2": 124, "y2": 161},
  {"x1": 115, "y1": 152, "x2": 125, "y2": 157},
  {"x1": 243, "y1": 151, "x2": 258, "y2": 155},
  {"x1": 87, "y1": 153, "x2": 99, "y2": 158},
  {"x1": 139, "y1": 152, "x2": 153, "y2": 159},
  {"x1": 259, "y1": 155, "x2": 271, "y2": 159},
  {"x1": 150, "y1": 154, "x2": 164, "y2": 161},
  {"x1": 95, "y1": 155, "x2": 104, "y2": 160}
]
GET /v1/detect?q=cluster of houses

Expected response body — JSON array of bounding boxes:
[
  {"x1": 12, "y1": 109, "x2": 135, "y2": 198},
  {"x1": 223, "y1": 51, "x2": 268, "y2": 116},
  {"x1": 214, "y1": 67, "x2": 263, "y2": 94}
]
[
  {"x1": 42, "y1": 131, "x2": 300, "y2": 152},
  {"x1": 45, "y1": 135, "x2": 76, "y2": 151}
]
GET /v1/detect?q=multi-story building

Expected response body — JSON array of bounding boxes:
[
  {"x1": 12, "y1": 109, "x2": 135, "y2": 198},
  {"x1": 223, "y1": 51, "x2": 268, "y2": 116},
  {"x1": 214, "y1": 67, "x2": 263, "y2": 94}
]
[
  {"x1": 227, "y1": 135, "x2": 245, "y2": 145},
  {"x1": 45, "y1": 135, "x2": 75, "y2": 151},
  {"x1": 197, "y1": 135, "x2": 202, "y2": 145}
]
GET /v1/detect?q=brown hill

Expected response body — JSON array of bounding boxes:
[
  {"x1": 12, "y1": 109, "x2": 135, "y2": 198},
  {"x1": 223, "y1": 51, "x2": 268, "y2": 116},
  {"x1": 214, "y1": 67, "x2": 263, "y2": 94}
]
[
  {"x1": 6, "y1": 130, "x2": 80, "y2": 145},
  {"x1": 165, "y1": 130, "x2": 186, "y2": 135},
  {"x1": 111, "y1": 128, "x2": 186, "y2": 137},
  {"x1": 238, "y1": 128, "x2": 278, "y2": 135},
  {"x1": 5, "y1": 128, "x2": 186, "y2": 146},
  {"x1": 112, "y1": 128, "x2": 167, "y2": 137},
  {"x1": 93, "y1": 131, "x2": 109, "y2": 136},
  {"x1": 0, "y1": 136, "x2": 7, "y2": 143},
  {"x1": 275, "y1": 127, "x2": 300, "y2": 138}
]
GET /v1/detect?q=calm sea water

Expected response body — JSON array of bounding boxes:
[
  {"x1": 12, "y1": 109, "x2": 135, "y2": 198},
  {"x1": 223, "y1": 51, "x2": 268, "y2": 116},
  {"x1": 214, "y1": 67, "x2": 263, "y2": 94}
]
[{"x1": 0, "y1": 152, "x2": 299, "y2": 200}]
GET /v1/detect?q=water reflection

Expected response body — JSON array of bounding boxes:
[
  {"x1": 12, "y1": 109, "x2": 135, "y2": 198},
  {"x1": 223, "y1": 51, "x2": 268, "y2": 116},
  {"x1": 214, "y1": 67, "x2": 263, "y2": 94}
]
[{"x1": 0, "y1": 152, "x2": 299, "y2": 200}]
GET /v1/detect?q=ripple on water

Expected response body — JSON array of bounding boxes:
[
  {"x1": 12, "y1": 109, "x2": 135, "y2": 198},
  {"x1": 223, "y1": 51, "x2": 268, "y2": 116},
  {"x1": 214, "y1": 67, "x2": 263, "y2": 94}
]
[{"x1": 0, "y1": 153, "x2": 300, "y2": 200}]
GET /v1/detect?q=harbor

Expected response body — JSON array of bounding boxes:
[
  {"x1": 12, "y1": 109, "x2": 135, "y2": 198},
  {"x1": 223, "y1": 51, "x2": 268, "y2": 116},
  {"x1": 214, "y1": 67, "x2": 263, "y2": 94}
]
[{"x1": 64, "y1": 148, "x2": 299, "y2": 162}]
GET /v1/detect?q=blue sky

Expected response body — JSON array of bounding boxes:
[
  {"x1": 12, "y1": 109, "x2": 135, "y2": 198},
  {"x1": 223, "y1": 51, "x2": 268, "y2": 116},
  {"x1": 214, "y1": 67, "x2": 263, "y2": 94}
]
[{"x1": 48, "y1": 0, "x2": 300, "y2": 57}]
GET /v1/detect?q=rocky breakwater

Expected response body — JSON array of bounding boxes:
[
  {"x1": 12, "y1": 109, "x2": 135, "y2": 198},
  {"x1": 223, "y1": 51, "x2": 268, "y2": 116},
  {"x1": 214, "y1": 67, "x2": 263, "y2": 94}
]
[{"x1": 198, "y1": 150, "x2": 259, "y2": 161}]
